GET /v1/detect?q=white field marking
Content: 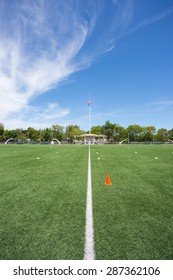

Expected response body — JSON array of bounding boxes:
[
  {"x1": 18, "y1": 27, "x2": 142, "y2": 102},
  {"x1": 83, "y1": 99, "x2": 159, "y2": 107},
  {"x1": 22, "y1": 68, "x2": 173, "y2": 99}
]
[{"x1": 84, "y1": 145, "x2": 95, "y2": 260}]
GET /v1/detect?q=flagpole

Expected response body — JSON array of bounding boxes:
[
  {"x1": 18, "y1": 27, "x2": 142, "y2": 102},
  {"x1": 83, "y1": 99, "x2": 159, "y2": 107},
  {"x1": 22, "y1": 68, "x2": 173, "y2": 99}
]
[
  {"x1": 88, "y1": 99, "x2": 91, "y2": 134},
  {"x1": 89, "y1": 105, "x2": 90, "y2": 134}
]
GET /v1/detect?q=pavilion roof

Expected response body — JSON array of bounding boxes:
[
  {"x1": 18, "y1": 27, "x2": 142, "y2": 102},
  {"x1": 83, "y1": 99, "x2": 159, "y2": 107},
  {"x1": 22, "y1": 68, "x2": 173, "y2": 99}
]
[{"x1": 76, "y1": 133, "x2": 106, "y2": 137}]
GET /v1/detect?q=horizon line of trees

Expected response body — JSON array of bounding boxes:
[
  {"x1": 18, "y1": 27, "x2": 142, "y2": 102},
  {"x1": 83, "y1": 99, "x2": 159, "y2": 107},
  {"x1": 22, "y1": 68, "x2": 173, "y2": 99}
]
[{"x1": 0, "y1": 121, "x2": 173, "y2": 143}]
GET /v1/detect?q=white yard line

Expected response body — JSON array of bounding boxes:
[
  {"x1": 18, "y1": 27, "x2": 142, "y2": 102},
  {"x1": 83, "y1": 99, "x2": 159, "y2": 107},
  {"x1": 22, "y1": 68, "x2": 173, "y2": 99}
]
[{"x1": 84, "y1": 145, "x2": 95, "y2": 260}]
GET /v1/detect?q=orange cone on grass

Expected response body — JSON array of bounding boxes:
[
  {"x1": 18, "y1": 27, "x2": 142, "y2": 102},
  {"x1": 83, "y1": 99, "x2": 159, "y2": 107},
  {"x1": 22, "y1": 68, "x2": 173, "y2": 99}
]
[{"x1": 105, "y1": 174, "x2": 112, "y2": 185}]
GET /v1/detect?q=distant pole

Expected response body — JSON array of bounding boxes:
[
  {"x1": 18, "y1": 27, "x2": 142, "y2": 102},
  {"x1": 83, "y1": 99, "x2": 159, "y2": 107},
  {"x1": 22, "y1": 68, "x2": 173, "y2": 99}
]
[{"x1": 88, "y1": 99, "x2": 91, "y2": 134}]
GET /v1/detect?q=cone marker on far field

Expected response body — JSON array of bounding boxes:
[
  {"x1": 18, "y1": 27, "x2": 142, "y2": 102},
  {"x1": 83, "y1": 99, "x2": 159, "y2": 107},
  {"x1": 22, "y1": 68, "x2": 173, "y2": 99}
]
[{"x1": 105, "y1": 175, "x2": 112, "y2": 185}]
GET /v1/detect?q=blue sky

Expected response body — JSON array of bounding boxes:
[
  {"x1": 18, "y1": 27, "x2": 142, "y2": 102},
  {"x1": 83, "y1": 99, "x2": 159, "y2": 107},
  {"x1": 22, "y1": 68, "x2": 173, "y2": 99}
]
[{"x1": 0, "y1": 0, "x2": 173, "y2": 131}]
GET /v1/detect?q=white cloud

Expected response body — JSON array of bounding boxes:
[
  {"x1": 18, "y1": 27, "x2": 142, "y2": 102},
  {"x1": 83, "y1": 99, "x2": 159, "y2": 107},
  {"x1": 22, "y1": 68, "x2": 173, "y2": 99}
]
[
  {"x1": 148, "y1": 99, "x2": 173, "y2": 111},
  {"x1": 0, "y1": 0, "x2": 134, "y2": 129},
  {"x1": 127, "y1": 5, "x2": 173, "y2": 35},
  {"x1": 4, "y1": 102, "x2": 70, "y2": 129}
]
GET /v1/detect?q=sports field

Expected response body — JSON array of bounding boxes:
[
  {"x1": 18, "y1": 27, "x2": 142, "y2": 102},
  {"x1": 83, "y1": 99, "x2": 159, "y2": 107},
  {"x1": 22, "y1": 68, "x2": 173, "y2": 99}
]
[{"x1": 0, "y1": 144, "x2": 173, "y2": 260}]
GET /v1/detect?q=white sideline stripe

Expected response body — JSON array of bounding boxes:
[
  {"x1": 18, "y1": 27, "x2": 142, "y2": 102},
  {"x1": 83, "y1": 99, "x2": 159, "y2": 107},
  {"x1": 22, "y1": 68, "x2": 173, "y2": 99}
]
[{"x1": 84, "y1": 145, "x2": 95, "y2": 260}]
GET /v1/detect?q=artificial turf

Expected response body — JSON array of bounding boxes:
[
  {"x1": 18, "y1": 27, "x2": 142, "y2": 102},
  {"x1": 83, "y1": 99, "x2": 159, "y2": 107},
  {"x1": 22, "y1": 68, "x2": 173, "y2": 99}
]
[
  {"x1": 91, "y1": 144, "x2": 173, "y2": 259},
  {"x1": 0, "y1": 144, "x2": 88, "y2": 259},
  {"x1": 0, "y1": 144, "x2": 173, "y2": 260}
]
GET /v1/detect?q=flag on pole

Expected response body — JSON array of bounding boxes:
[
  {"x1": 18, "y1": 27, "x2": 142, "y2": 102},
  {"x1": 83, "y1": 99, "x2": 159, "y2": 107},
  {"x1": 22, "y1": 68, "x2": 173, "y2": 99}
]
[{"x1": 88, "y1": 99, "x2": 91, "y2": 106}]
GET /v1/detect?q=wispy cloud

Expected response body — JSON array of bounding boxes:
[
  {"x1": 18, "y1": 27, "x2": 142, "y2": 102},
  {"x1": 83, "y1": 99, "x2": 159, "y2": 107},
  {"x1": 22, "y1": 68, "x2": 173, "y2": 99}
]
[
  {"x1": 0, "y1": 0, "x2": 134, "y2": 128},
  {"x1": 127, "y1": 5, "x2": 173, "y2": 35},
  {"x1": 4, "y1": 102, "x2": 70, "y2": 129},
  {"x1": 148, "y1": 99, "x2": 173, "y2": 111},
  {"x1": 3, "y1": 0, "x2": 172, "y2": 130}
]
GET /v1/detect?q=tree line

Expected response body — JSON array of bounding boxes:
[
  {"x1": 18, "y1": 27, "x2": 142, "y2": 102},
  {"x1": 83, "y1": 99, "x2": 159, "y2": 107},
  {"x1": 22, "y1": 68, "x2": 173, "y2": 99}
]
[{"x1": 0, "y1": 121, "x2": 173, "y2": 143}]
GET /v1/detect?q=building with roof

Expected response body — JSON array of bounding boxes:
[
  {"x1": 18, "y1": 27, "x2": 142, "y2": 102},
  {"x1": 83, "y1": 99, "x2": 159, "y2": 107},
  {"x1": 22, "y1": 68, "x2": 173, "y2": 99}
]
[{"x1": 75, "y1": 133, "x2": 107, "y2": 144}]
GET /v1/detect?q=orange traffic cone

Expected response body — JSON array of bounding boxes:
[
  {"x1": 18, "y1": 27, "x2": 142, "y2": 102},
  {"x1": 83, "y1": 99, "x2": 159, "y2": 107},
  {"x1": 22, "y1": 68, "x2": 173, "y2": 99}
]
[{"x1": 105, "y1": 175, "x2": 112, "y2": 185}]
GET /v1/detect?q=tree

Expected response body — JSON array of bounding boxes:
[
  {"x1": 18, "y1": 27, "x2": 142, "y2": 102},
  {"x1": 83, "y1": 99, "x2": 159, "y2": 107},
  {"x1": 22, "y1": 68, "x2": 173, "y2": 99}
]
[
  {"x1": 1, "y1": 122, "x2": 171, "y2": 144},
  {"x1": 102, "y1": 121, "x2": 116, "y2": 142},
  {"x1": 0, "y1": 123, "x2": 4, "y2": 141},
  {"x1": 90, "y1": 125, "x2": 103, "y2": 135},
  {"x1": 2, "y1": 130, "x2": 17, "y2": 141},
  {"x1": 114, "y1": 124, "x2": 125, "y2": 142},
  {"x1": 15, "y1": 128, "x2": 26, "y2": 141},
  {"x1": 155, "y1": 128, "x2": 168, "y2": 142},
  {"x1": 168, "y1": 129, "x2": 173, "y2": 140},
  {"x1": 66, "y1": 125, "x2": 83, "y2": 143},
  {"x1": 142, "y1": 126, "x2": 156, "y2": 142},
  {"x1": 26, "y1": 127, "x2": 39, "y2": 141},
  {"x1": 51, "y1": 124, "x2": 65, "y2": 141},
  {"x1": 126, "y1": 124, "x2": 144, "y2": 142},
  {"x1": 42, "y1": 128, "x2": 52, "y2": 141}
]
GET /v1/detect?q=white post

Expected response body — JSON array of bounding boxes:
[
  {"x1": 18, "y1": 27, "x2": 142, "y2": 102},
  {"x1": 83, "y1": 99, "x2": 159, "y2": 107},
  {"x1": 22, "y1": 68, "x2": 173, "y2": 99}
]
[
  {"x1": 88, "y1": 103, "x2": 91, "y2": 134},
  {"x1": 88, "y1": 98, "x2": 91, "y2": 137}
]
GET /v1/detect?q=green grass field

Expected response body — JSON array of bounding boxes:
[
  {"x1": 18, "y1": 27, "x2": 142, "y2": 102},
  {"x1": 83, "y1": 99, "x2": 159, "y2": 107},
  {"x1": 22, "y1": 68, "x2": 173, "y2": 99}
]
[
  {"x1": 91, "y1": 144, "x2": 173, "y2": 260},
  {"x1": 0, "y1": 145, "x2": 88, "y2": 260},
  {"x1": 0, "y1": 144, "x2": 173, "y2": 260}
]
